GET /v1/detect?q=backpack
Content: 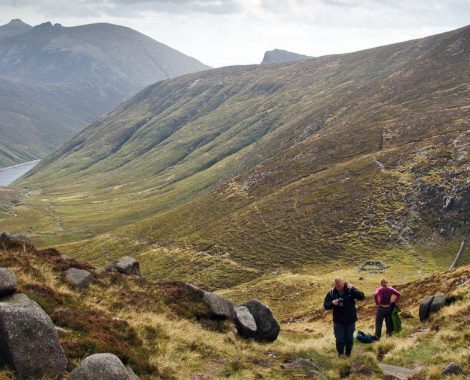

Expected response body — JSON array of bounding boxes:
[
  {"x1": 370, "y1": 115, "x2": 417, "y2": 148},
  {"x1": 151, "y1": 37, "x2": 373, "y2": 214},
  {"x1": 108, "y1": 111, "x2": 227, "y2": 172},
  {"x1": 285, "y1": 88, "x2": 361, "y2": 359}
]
[
  {"x1": 392, "y1": 305, "x2": 402, "y2": 333},
  {"x1": 356, "y1": 330, "x2": 376, "y2": 343}
]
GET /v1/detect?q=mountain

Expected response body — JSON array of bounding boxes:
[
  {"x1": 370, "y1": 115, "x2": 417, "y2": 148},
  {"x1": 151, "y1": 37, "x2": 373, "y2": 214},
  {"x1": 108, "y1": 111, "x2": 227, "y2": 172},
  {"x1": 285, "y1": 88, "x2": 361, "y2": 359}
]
[
  {"x1": 261, "y1": 49, "x2": 311, "y2": 64},
  {"x1": 0, "y1": 77, "x2": 85, "y2": 165},
  {"x1": 0, "y1": 20, "x2": 209, "y2": 167},
  {"x1": 2, "y1": 25, "x2": 469, "y2": 289},
  {"x1": 0, "y1": 19, "x2": 31, "y2": 39}
]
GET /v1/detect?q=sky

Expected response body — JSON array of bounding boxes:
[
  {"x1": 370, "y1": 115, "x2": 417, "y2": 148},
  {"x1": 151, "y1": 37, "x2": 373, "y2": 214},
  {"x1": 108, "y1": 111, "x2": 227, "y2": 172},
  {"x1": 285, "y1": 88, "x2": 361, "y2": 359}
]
[{"x1": 0, "y1": 0, "x2": 469, "y2": 67}]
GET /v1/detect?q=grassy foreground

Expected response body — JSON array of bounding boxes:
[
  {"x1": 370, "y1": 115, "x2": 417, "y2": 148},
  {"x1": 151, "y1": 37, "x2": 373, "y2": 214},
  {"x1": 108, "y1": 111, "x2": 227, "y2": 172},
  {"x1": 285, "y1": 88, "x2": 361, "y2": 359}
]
[{"x1": 0, "y1": 242, "x2": 469, "y2": 379}]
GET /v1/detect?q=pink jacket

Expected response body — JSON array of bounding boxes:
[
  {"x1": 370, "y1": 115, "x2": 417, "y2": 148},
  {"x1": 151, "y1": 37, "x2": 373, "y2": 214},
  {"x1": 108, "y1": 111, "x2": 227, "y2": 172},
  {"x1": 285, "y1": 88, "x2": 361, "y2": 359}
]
[{"x1": 374, "y1": 286, "x2": 401, "y2": 306}]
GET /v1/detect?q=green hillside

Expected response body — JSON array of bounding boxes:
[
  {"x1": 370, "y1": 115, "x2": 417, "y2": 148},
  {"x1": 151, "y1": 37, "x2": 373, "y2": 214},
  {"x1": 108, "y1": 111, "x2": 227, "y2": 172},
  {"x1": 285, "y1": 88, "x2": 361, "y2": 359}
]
[{"x1": 1, "y1": 25, "x2": 468, "y2": 289}]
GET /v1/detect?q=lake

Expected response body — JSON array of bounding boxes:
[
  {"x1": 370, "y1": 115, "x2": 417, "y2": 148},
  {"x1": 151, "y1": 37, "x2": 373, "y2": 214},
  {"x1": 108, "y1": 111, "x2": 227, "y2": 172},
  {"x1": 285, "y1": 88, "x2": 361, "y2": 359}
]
[{"x1": 0, "y1": 160, "x2": 40, "y2": 186}]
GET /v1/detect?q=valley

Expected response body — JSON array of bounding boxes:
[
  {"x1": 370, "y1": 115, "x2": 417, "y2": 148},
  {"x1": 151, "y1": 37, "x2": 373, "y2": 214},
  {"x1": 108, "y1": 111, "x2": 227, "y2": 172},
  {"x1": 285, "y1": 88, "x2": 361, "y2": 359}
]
[{"x1": 0, "y1": 16, "x2": 468, "y2": 379}]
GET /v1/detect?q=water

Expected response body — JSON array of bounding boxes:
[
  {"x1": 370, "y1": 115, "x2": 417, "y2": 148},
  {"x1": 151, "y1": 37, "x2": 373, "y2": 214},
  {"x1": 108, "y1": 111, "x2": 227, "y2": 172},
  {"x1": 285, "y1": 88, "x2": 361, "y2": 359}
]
[{"x1": 0, "y1": 160, "x2": 40, "y2": 186}]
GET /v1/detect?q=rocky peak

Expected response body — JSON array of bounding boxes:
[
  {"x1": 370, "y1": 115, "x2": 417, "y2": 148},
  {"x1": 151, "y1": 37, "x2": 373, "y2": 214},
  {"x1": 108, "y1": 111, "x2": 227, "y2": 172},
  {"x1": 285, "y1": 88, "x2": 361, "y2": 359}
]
[{"x1": 261, "y1": 49, "x2": 312, "y2": 64}]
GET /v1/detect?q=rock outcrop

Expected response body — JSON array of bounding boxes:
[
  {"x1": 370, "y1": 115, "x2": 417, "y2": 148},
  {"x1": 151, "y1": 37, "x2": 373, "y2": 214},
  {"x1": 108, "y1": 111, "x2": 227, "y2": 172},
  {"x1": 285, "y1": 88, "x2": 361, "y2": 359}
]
[
  {"x1": 442, "y1": 362, "x2": 462, "y2": 376},
  {"x1": 419, "y1": 293, "x2": 448, "y2": 321},
  {"x1": 261, "y1": 49, "x2": 311, "y2": 65},
  {"x1": 0, "y1": 293, "x2": 67, "y2": 378},
  {"x1": 233, "y1": 305, "x2": 257, "y2": 338},
  {"x1": 0, "y1": 232, "x2": 34, "y2": 251},
  {"x1": 419, "y1": 295, "x2": 435, "y2": 321},
  {"x1": 65, "y1": 268, "x2": 94, "y2": 289},
  {"x1": 241, "y1": 300, "x2": 280, "y2": 342},
  {"x1": 70, "y1": 353, "x2": 138, "y2": 380},
  {"x1": 202, "y1": 291, "x2": 234, "y2": 320},
  {"x1": 0, "y1": 268, "x2": 17, "y2": 297},
  {"x1": 429, "y1": 293, "x2": 446, "y2": 313},
  {"x1": 106, "y1": 256, "x2": 141, "y2": 276}
]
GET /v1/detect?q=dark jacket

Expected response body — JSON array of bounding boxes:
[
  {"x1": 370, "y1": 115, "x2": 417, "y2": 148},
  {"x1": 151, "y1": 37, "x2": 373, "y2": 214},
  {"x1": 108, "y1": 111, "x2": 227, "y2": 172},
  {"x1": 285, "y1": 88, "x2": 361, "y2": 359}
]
[{"x1": 324, "y1": 284, "x2": 365, "y2": 324}]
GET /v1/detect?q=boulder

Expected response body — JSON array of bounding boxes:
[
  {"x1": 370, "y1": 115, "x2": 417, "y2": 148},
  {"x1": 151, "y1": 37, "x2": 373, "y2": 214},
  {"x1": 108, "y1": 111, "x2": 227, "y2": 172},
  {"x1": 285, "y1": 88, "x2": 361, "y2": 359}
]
[
  {"x1": 0, "y1": 232, "x2": 34, "y2": 251},
  {"x1": 241, "y1": 300, "x2": 280, "y2": 342},
  {"x1": 429, "y1": 293, "x2": 446, "y2": 314},
  {"x1": 202, "y1": 291, "x2": 234, "y2": 320},
  {"x1": 0, "y1": 268, "x2": 17, "y2": 297},
  {"x1": 419, "y1": 295, "x2": 434, "y2": 321},
  {"x1": 70, "y1": 353, "x2": 137, "y2": 380},
  {"x1": 0, "y1": 293, "x2": 67, "y2": 379},
  {"x1": 107, "y1": 256, "x2": 141, "y2": 276},
  {"x1": 234, "y1": 305, "x2": 257, "y2": 338},
  {"x1": 442, "y1": 362, "x2": 462, "y2": 376},
  {"x1": 65, "y1": 268, "x2": 94, "y2": 289}
]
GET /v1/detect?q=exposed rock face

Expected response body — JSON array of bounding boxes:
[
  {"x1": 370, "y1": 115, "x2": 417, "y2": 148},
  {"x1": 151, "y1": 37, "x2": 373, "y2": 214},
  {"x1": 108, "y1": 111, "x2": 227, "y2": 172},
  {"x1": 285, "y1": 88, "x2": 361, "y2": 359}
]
[
  {"x1": 0, "y1": 293, "x2": 67, "y2": 378},
  {"x1": 261, "y1": 49, "x2": 311, "y2": 64},
  {"x1": 65, "y1": 268, "x2": 94, "y2": 289},
  {"x1": 202, "y1": 291, "x2": 234, "y2": 320},
  {"x1": 70, "y1": 353, "x2": 137, "y2": 380},
  {"x1": 107, "y1": 256, "x2": 141, "y2": 276},
  {"x1": 241, "y1": 300, "x2": 280, "y2": 342},
  {"x1": 0, "y1": 232, "x2": 34, "y2": 251},
  {"x1": 0, "y1": 268, "x2": 17, "y2": 297},
  {"x1": 234, "y1": 305, "x2": 257, "y2": 338}
]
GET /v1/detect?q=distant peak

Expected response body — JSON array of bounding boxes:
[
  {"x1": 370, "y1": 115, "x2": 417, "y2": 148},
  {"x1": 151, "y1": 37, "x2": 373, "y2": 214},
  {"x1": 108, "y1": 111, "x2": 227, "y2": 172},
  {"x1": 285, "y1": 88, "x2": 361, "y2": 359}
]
[
  {"x1": 35, "y1": 21, "x2": 53, "y2": 29},
  {"x1": 0, "y1": 19, "x2": 32, "y2": 37},
  {"x1": 261, "y1": 49, "x2": 312, "y2": 65},
  {"x1": 32, "y1": 21, "x2": 63, "y2": 31}
]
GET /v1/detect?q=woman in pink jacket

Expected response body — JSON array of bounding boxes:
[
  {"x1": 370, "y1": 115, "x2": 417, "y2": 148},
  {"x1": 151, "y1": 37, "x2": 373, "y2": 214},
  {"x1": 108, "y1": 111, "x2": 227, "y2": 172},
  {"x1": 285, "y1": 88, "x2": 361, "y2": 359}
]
[{"x1": 374, "y1": 279, "x2": 401, "y2": 339}]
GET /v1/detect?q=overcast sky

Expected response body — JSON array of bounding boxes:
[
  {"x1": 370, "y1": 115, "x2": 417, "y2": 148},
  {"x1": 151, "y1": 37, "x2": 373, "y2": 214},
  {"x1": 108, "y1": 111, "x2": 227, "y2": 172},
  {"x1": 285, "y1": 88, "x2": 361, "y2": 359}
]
[{"x1": 1, "y1": 0, "x2": 469, "y2": 67}]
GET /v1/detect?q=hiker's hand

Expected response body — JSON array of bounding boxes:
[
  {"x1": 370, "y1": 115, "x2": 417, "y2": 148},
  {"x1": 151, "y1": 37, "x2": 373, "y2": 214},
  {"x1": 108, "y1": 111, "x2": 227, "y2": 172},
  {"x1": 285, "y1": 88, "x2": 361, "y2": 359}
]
[
  {"x1": 347, "y1": 282, "x2": 353, "y2": 289},
  {"x1": 332, "y1": 299, "x2": 340, "y2": 305}
]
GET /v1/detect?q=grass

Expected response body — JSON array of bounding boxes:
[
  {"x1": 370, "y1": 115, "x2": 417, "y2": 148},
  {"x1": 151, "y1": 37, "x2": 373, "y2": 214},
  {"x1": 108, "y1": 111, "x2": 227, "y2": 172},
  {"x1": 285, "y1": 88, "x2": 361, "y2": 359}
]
[
  {"x1": 2, "y1": 244, "x2": 470, "y2": 379},
  {"x1": 0, "y1": 27, "x2": 467, "y2": 284}
]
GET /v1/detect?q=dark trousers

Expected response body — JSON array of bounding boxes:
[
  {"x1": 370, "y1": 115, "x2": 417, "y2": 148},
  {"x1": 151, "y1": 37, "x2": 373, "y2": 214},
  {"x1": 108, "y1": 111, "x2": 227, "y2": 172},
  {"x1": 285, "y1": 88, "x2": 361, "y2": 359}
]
[
  {"x1": 333, "y1": 322, "x2": 355, "y2": 357},
  {"x1": 375, "y1": 306, "x2": 393, "y2": 339}
]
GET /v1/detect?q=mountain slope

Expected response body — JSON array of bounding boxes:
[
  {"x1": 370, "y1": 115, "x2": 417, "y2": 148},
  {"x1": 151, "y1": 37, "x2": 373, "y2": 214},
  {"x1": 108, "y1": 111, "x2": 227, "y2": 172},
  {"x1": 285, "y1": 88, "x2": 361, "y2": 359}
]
[
  {"x1": 0, "y1": 20, "x2": 209, "y2": 167},
  {"x1": 0, "y1": 19, "x2": 31, "y2": 39},
  {"x1": 261, "y1": 49, "x2": 312, "y2": 64},
  {"x1": 0, "y1": 78, "x2": 85, "y2": 166},
  {"x1": 2, "y1": 25, "x2": 469, "y2": 287}
]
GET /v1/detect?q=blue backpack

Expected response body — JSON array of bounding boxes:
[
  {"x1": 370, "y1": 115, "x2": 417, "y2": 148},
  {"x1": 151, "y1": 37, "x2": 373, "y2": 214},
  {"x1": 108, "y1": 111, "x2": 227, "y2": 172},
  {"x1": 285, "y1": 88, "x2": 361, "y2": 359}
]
[{"x1": 356, "y1": 330, "x2": 376, "y2": 343}]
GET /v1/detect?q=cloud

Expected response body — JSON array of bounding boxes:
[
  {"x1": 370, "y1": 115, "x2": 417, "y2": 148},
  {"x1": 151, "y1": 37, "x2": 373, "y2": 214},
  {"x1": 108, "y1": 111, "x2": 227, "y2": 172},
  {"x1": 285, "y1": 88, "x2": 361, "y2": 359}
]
[
  {"x1": 1, "y1": 0, "x2": 243, "y2": 18},
  {"x1": 0, "y1": 0, "x2": 468, "y2": 67}
]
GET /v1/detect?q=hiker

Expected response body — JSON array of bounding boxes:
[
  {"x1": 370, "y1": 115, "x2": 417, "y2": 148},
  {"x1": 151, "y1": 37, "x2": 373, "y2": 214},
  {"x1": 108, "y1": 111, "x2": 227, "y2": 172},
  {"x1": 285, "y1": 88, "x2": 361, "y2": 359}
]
[
  {"x1": 374, "y1": 279, "x2": 401, "y2": 339},
  {"x1": 324, "y1": 277, "x2": 365, "y2": 357}
]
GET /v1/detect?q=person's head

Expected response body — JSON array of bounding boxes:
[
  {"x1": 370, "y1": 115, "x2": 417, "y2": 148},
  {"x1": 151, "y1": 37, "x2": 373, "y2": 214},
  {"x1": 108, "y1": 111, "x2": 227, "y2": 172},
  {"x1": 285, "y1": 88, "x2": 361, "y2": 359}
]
[
  {"x1": 381, "y1": 279, "x2": 388, "y2": 287},
  {"x1": 334, "y1": 277, "x2": 345, "y2": 291}
]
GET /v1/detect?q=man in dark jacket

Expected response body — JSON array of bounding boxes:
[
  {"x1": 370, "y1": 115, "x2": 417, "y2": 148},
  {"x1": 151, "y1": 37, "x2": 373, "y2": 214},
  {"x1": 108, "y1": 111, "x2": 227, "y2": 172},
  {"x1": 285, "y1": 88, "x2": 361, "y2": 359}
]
[{"x1": 324, "y1": 277, "x2": 365, "y2": 357}]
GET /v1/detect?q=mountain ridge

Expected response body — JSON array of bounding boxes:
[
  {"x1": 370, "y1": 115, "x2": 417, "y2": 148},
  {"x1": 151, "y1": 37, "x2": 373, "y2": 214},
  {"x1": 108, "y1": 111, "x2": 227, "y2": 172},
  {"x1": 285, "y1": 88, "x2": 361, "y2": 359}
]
[
  {"x1": 0, "y1": 19, "x2": 210, "y2": 167},
  {"x1": 2, "y1": 24, "x2": 469, "y2": 288}
]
